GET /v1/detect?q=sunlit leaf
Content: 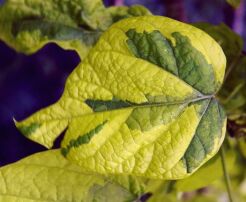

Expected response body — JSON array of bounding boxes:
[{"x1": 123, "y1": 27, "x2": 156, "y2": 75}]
[
  {"x1": 107, "y1": 4, "x2": 152, "y2": 22},
  {"x1": 0, "y1": 150, "x2": 144, "y2": 202},
  {"x1": 144, "y1": 180, "x2": 177, "y2": 202},
  {"x1": 0, "y1": 1, "x2": 152, "y2": 59},
  {"x1": 15, "y1": 16, "x2": 227, "y2": 180}
]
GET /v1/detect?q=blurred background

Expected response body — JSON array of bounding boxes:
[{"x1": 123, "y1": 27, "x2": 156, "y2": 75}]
[{"x1": 0, "y1": 0, "x2": 245, "y2": 166}]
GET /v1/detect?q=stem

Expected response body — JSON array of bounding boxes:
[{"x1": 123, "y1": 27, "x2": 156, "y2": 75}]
[{"x1": 220, "y1": 145, "x2": 234, "y2": 202}]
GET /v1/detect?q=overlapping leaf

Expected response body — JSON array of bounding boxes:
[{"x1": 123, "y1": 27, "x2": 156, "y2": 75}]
[
  {"x1": 15, "y1": 16, "x2": 227, "y2": 179},
  {"x1": 0, "y1": 0, "x2": 111, "y2": 58},
  {"x1": 0, "y1": 0, "x2": 151, "y2": 59},
  {"x1": 107, "y1": 4, "x2": 152, "y2": 22},
  {"x1": 0, "y1": 150, "x2": 145, "y2": 202}
]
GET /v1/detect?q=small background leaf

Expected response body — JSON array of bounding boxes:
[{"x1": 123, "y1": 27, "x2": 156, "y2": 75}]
[
  {"x1": 226, "y1": 0, "x2": 241, "y2": 8},
  {"x1": 107, "y1": 4, "x2": 152, "y2": 22},
  {"x1": 0, "y1": 1, "x2": 151, "y2": 59},
  {"x1": 0, "y1": 0, "x2": 112, "y2": 58}
]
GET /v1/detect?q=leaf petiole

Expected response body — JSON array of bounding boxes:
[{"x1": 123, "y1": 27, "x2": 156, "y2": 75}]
[{"x1": 220, "y1": 144, "x2": 234, "y2": 202}]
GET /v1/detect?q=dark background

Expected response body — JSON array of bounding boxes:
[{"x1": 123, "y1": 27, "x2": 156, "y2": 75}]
[{"x1": 0, "y1": 0, "x2": 245, "y2": 166}]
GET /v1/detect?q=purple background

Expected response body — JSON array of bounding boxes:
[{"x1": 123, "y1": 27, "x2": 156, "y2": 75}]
[{"x1": 0, "y1": 0, "x2": 245, "y2": 166}]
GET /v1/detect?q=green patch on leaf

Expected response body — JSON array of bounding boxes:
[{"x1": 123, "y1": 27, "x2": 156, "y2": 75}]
[
  {"x1": 125, "y1": 103, "x2": 187, "y2": 131},
  {"x1": 61, "y1": 121, "x2": 108, "y2": 157},
  {"x1": 12, "y1": 19, "x2": 101, "y2": 45},
  {"x1": 125, "y1": 29, "x2": 217, "y2": 94},
  {"x1": 126, "y1": 29, "x2": 178, "y2": 75},
  {"x1": 18, "y1": 123, "x2": 40, "y2": 137},
  {"x1": 172, "y1": 32, "x2": 216, "y2": 94},
  {"x1": 86, "y1": 97, "x2": 132, "y2": 112},
  {"x1": 182, "y1": 99, "x2": 226, "y2": 173}
]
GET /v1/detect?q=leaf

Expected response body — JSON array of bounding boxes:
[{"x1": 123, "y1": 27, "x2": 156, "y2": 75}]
[
  {"x1": 0, "y1": 150, "x2": 143, "y2": 202},
  {"x1": 226, "y1": 0, "x2": 241, "y2": 8},
  {"x1": 88, "y1": 182, "x2": 135, "y2": 202},
  {"x1": 107, "y1": 4, "x2": 152, "y2": 22},
  {"x1": 0, "y1": 1, "x2": 151, "y2": 59},
  {"x1": 109, "y1": 175, "x2": 147, "y2": 197},
  {"x1": 0, "y1": 0, "x2": 112, "y2": 58},
  {"x1": 144, "y1": 180, "x2": 177, "y2": 202},
  {"x1": 15, "y1": 16, "x2": 227, "y2": 179},
  {"x1": 148, "y1": 193, "x2": 177, "y2": 202},
  {"x1": 186, "y1": 195, "x2": 218, "y2": 202},
  {"x1": 174, "y1": 148, "x2": 236, "y2": 191}
]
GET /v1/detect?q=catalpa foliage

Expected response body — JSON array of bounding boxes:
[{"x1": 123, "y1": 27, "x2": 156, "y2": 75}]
[
  {"x1": 0, "y1": 150, "x2": 146, "y2": 202},
  {"x1": 0, "y1": 0, "x2": 109, "y2": 58},
  {"x1": 14, "y1": 16, "x2": 227, "y2": 180},
  {"x1": 0, "y1": 0, "x2": 151, "y2": 59}
]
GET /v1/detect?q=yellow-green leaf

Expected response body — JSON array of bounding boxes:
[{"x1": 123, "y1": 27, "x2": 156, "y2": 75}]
[
  {"x1": 107, "y1": 4, "x2": 152, "y2": 22},
  {"x1": 0, "y1": 1, "x2": 151, "y2": 59},
  {"x1": 0, "y1": 150, "x2": 143, "y2": 202},
  {"x1": 16, "y1": 16, "x2": 227, "y2": 180},
  {"x1": 144, "y1": 180, "x2": 176, "y2": 202},
  {"x1": 226, "y1": 0, "x2": 241, "y2": 8},
  {"x1": 0, "y1": 0, "x2": 111, "y2": 58}
]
